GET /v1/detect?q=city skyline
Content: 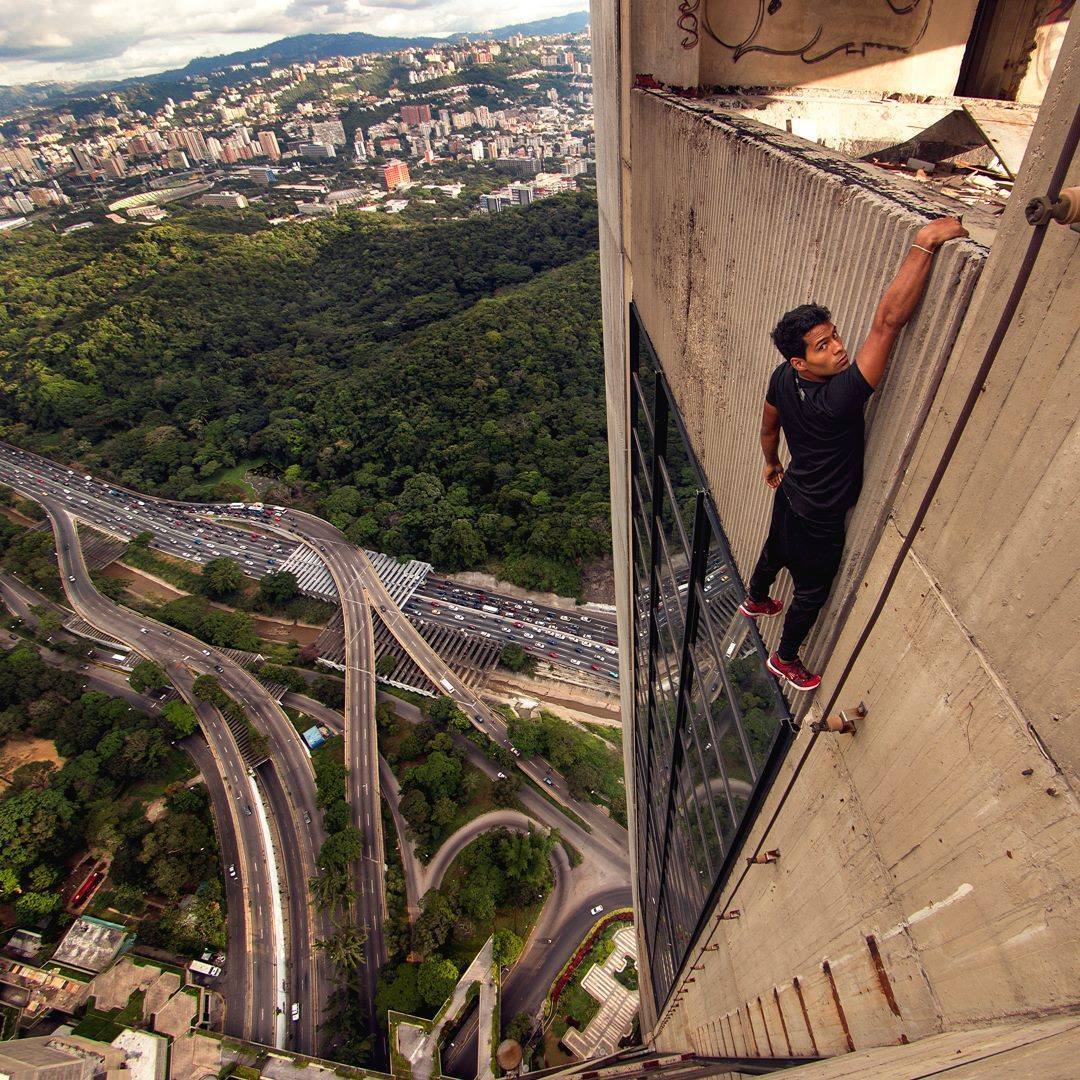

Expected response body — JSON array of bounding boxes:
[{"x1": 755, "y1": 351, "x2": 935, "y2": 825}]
[{"x1": 0, "y1": 1, "x2": 587, "y2": 86}]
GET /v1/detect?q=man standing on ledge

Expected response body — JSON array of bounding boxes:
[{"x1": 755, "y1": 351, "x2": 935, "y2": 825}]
[{"x1": 740, "y1": 216, "x2": 967, "y2": 692}]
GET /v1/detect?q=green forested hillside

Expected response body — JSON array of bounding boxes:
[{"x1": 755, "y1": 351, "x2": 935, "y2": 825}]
[{"x1": 0, "y1": 194, "x2": 608, "y2": 594}]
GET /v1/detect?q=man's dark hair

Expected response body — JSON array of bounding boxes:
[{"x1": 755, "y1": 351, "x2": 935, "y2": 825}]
[{"x1": 771, "y1": 303, "x2": 831, "y2": 361}]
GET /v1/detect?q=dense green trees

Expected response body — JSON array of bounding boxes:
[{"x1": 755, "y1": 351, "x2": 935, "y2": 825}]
[
  {"x1": 385, "y1": 718, "x2": 488, "y2": 858},
  {"x1": 309, "y1": 737, "x2": 360, "y2": 920},
  {"x1": 0, "y1": 193, "x2": 609, "y2": 595},
  {"x1": 509, "y1": 711, "x2": 626, "y2": 825},
  {"x1": 0, "y1": 643, "x2": 219, "y2": 949},
  {"x1": 200, "y1": 557, "x2": 244, "y2": 599},
  {"x1": 499, "y1": 642, "x2": 537, "y2": 675},
  {"x1": 376, "y1": 824, "x2": 556, "y2": 1028},
  {"x1": 257, "y1": 570, "x2": 300, "y2": 608},
  {"x1": 156, "y1": 595, "x2": 259, "y2": 650},
  {"x1": 317, "y1": 924, "x2": 368, "y2": 973},
  {"x1": 417, "y1": 956, "x2": 458, "y2": 1009},
  {"x1": 493, "y1": 928, "x2": 524, "y2": 967},
  {"x1": 1, "y1": 530, "x2": 61, "y2": 598},
  {"x1": 162, "y1": 700, "x2": 198, "y2": 737},
  {"x1": 128, "y1": 660, "x2": 167, "y2": 693}
]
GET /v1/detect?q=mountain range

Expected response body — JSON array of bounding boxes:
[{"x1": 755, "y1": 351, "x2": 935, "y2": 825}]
[{"x1": 0, "y1": 11, "x2": 589, "y2": 117}]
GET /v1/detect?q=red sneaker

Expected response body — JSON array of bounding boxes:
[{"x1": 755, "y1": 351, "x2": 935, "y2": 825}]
[
  {"x1": 767, "y1": 653, "x2": 821, "y2": 691},
  {"x1": 738, "y1": 596, "x2": 784, "y2": 618}
]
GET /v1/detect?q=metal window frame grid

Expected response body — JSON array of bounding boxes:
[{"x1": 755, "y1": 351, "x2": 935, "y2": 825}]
[{"x1": 629, "y1": 300, "x2": 797, "y2": 1011}]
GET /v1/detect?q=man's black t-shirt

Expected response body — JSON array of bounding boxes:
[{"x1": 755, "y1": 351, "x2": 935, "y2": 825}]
[{"x1": 765, "y1": 360, "x2": 875, "y2": 524}]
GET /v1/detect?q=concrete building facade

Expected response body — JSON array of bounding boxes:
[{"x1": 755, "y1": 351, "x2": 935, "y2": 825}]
[{"x1": 592, "y1": 0, "x2": 1079, "y2": 1074}]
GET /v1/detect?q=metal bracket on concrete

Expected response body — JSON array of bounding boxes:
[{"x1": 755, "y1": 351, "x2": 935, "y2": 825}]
[
  {"x1": 810, "y1": 702, "x2": 866, "y2": 734},
  {"x1": 746, "y1": 848, "x2": 781, "y2": 865}
]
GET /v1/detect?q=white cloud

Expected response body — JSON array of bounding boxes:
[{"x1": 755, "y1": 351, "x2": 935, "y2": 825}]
[{"x1": 0, "y1": 0, "x2": 584, "y2": 85}]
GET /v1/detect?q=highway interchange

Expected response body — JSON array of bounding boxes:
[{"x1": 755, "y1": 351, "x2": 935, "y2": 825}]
[
  {"x1": 0, "y1": 441, "x2": 631, "y2": 1074},
  {"x1": 0, "y1": 442, "x2": 621, "y2": 683}
]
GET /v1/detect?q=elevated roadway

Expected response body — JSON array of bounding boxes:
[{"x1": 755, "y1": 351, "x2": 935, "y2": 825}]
[
  {"x1": 37, "y1": 502, "x2": 281, "y2": 1045},
  {"x1": 33, "y1": 499, "x2": 324, "y2": 1052},
  {"x1": 0, "y1": 443, "x2": 623, "y2": 681},
  {"x1": 0, "y1": 444, "x2": 632, "y2": 1059}
]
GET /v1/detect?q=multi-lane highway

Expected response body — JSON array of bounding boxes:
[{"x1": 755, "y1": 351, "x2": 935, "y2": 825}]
[
  {"x1": 0, "y1": 611, "x2": 258, "y2": 1040},
  {"x1": 284, "y1": 686, "x2": 632, "y2": 1080},
  {"x1": 23, "y1": 498, "x2": 331, "y2": 1054},
  {"x1": 0, "y1": 442, "x2": 623, "y2": 684},
  {"x1": 0, "y1": 442, "x2": 634, "y2": 1060},
  {"x1": 33, "y1": 502, "x2": 282, "y2": 1045}
]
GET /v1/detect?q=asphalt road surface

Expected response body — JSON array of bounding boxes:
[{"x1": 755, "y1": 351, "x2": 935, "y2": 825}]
[
  {"x1": 35, "y1": 500, "x2": 302, "y2": 1048},
  {"x1": 1, "y1": 444, "x2": 635, "y2": 1067},
  {"x1": 0, "y1": 442, "x2": 624, "y2": 681}
]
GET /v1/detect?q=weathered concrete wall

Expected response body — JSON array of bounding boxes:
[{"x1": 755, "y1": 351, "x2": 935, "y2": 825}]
[
  {"x1": 629, "y1": 89, "x2": 984, "y2": 682},
  {"x1": 647, "y1": 13, "x2": 1080, "y2": 1062},
  {"x1": 629, "y1": 0, "x2": 981, "y2": 97},
  {"x1": 592, "y1": 0, "x2": 661, "y2": 1034},
  {"x1": 593, "y1": 0, "x2": 1080, "y2": 1061},
  {"x1": 959, "y1": 0, "x2": 1072, "y2": 103}
]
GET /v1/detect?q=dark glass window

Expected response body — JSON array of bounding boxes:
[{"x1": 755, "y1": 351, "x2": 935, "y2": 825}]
[{"x1": 628, "y1": 302, "x2": 794, "y2": 1012}]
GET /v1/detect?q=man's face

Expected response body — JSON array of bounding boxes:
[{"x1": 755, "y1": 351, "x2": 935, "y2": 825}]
[{"x1": 792, "y1": 322, "x2": 848, "y2": 381}]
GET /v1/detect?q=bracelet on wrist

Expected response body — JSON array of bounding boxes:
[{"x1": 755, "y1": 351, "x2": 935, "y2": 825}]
[{"x1": 912, "y1": 243, "x2": 935, "y2": 254}]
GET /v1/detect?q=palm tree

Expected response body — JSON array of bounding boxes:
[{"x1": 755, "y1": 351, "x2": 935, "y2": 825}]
[
  {"x1": 316, "y1": 924, "x2": 368, "y2": 972},
  {"x1": 309, "y1": 869, "x2": 354, "y2": 913}
]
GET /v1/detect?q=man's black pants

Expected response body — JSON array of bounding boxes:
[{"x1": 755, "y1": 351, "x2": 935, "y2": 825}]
[{"x1": 747, "y1": 489, "x2": 845, "y2": 661}]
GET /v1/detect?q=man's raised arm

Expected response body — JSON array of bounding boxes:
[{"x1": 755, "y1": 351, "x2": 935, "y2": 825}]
[{"x1": 855, "y1": 216, "x2": 968, "y2": 389}]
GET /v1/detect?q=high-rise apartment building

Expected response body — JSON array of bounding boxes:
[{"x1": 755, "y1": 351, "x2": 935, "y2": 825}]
[
  {"x1": 69, "y1": 144, "x2": 97, "y2": 172},
  {"x1": 257, "y1": 130, "x2": 281, "y2": 160},
  {"x1": 381, "y1": 159, "x2": 410, "y2": 191},
  {"x1": 180, "y1": 128, "x2": 208, "y2": 162},
  {"x1": 100, "y1": 153, "x2": 126, "y2": 179},
  {"x1": 508, "y1": 182, "x2": 533, "y2": 206},
  {"x1": 587, "y1": 1, "x2": 1079, "y2": 1076}
]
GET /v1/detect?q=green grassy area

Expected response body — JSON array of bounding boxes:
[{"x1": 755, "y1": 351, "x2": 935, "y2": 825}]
[
  {"x1": 121, "y1": 544, "x2": 203, "y2": 592},
  {"x1": 313, "y1": 733, "x2": 345, "y2": 767},
  {"x1": 71, "y1": 1013, "x2": 125, "y2": 1041},
  {"x1": 115, "y1": 988, "x2": 146, "y2": 1026},
  {"x1": 551, "y1": 980, "x2": 600, "y2": 1041},
  {"x1": 44, "y1": 963, "x2": 93, "y2": 983},
  {"x1": 87, "y1": 887, "x2": 145, "y2": 920},
  {"x1": 125, "y1": 751, "x2": 198, "y2": 803},
  {"x1": 583, "y1": 722, "x2": 622, "y2": 748},
  {"x1": 206, "y1": 459, "x2": 265, "y2": 499},
  {"x1": 283, "y1": 706, "x2": 311, "y2": 736},
  {"x1": 549, "y1": 917, "x2": 631, "y2": 1043},
  {"x1": 379, "y1": 684, "x2": 430, "y2": 710},
  {"x1": 130, "y1": 953, "x2": 186, "y2": 977},
  {"x1": 558, "y1": 836, "x2": 584, "y2": 867},
  {"x1": 613, "y1": 957, "x2": 638, "y2": 991}
]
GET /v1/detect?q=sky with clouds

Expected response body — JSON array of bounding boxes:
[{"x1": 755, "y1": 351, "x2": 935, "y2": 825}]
[{"x1": 0, "y1": 0, "x2": 585, "y2": 86}]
